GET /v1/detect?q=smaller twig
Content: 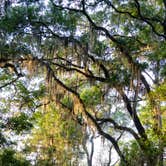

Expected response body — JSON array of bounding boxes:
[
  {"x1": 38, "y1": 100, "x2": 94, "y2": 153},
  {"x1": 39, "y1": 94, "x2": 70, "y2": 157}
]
[{"x1": 0, "y1": 76, "x2": 21, "y2": 90}]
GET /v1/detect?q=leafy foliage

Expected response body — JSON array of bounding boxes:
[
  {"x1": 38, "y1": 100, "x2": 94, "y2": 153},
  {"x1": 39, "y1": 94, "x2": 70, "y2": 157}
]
[
  {"x1": 0, "y1": 0, "x2": 165, "y2": 165},
  {"x1": 27, "y1": 104, "x2": 83, "y2": 165},
  {"x1": 7, "y1": 113, "x2": 33, "y2": 134},
  {"x1": 0, "y1": 149, "x2": 30, "y2": 166}
]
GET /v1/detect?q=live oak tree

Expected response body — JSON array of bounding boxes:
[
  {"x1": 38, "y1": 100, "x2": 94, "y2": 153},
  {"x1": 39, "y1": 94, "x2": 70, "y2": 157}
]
[{"x1": 0, "y1": 0, "x2": 166, "y2": 165}]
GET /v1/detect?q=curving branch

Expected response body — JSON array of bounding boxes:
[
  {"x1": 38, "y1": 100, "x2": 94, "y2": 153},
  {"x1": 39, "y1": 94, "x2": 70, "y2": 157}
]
[
  {"x1": 107, "y1": 132, "x2": 123, "y2": 166},
  {"x1": 103, "y1": 0, "x2": 165, "y2": 39},
  {"x1": 36, "y1": 57, "x2": 128, "y2": 165},
  {"x1": 105, "y1": 0, "x2": 163, "y2": 23},
  {"x1": 0, "y1": 76, "x2": 21, "y2": 90},
  {"x1": 118, "y1": 87, "x2": 147, "y2": 140},
  {"x1": 133, "y1": 0, "x2": 166, "y2": 39},
  {"x1": 163, "y1": 0, "x2": 166, "y2": 35},
  {"x1": 49, "y1": 61, "x2": 107, "y2": 82},
  {"x1": 0, "y1": 61, "x2": 23, "y2": 90},
  {"x1": 96, "y1": 117, "x2": 140, "y2": 141},
  {"x1": 51, "y1": 0, "x2": 151, "y2": 93}
]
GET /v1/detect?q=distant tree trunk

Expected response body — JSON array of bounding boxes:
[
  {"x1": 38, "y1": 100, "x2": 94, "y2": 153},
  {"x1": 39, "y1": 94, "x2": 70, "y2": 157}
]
[
  {"x1": 82, "y1": 133, "x2": 94, "y2": 166},
  {"x1": 107, "y1": 146, "x2": 113, "y2": 166}
]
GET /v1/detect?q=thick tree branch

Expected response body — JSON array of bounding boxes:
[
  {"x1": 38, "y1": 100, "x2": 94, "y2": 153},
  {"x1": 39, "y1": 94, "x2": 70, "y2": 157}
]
[
  {"x1": 55, "y1": 0, "x2": 151, "y2": 93},
  {"x1": 134, "y1": 0, "x2": 166, "y2": 39},
  {"x1": 37, "y1": 58, "x2": 128, "y2": 164},
  {"x1": 35, "y1": 1, "x2": 151, "y2": 94},
  {"x1": 49, "y1": 61, "x2": 107, "y2": 82},
  {"x1": 117, "y1": 88, "x2": 147, "y2": 140},
  {"x1": 104, "y1": 0, "x2": 163, "y2": 25},
  {"x1": 34, "y1": 20, "x2": 82, "y2": 45},
  {"x1": 96, "y1": 117, "x2": 140, "y2": 141},
  {"x1": 103, "y1": 0, "x2": 166, "y2": 38},
  {"x1": 45, "y1": 56, "x2": 84, "y2": 69}
]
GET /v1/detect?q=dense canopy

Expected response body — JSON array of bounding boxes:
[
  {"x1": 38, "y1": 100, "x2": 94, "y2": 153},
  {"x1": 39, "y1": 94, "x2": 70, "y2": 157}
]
[{"x1": 0, "y1": 0, "x2": 166, "y2": 165}]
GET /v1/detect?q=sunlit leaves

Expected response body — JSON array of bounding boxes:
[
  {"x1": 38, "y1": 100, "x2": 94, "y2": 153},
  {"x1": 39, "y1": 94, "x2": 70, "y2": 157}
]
[
  {"x1": 80, "y1": 86, "x2": 102, "y2": 107},
  {"x1": 120, "y1": 141, "x2": 145, "y2": 166},
  {"x1": 150, "y1": 82, "x2": 166, "y2": 101},
  {"x1": 140, "y1": 82, "x2": 166, "y2": 143},
  {"x1": 28, "y1": 104, "x2": 83, "y2": 165}
]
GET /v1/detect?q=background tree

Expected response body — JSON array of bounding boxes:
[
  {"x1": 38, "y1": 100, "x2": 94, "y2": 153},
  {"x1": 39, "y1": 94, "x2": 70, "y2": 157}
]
[{"x1": 26, "y1": 104, "x2": 84, "y2": 166}]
